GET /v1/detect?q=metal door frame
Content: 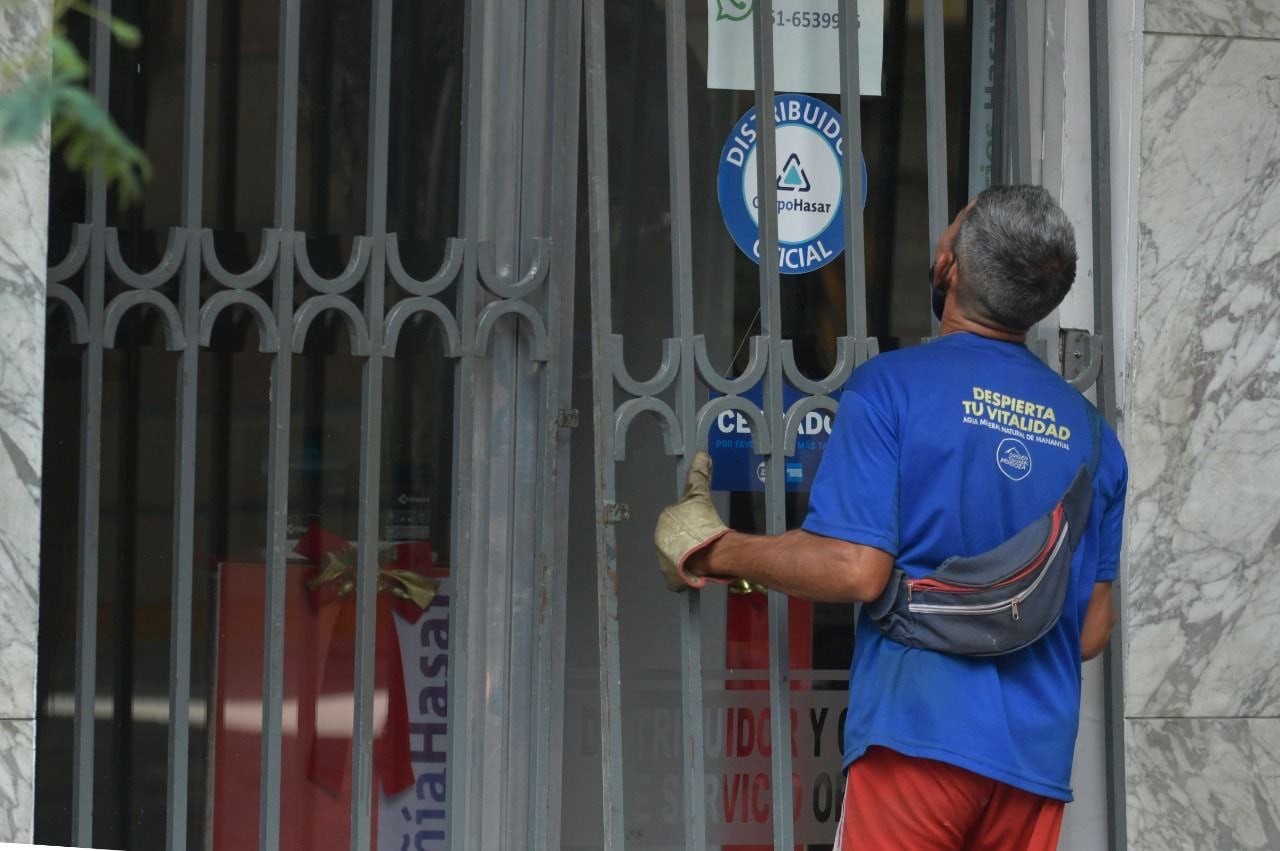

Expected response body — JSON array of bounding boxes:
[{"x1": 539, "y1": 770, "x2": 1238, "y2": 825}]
[{"x1": 448, "y1": 1, "x2": 583, "y2": 849}]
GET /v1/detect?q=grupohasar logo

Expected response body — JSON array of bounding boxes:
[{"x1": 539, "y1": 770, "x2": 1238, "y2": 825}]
[
  {"x1": 777, "y1": 153, "x2": 812, "y2": 193},
  {"x1": 996, "y1": 438, "x2": 1032, "y2": 481}
]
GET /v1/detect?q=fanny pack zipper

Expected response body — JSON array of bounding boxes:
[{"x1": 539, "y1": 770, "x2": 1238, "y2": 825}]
[
  {"x1": 908, "y1": 506, "x2": 1065, "y2": 596},
  {"x1": 906, "y1": 520, "x2": 1069, "y2": 621}
]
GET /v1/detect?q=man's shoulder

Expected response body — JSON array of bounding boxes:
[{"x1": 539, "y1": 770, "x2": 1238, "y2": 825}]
[
  {"x1": 846, "y1": 338, "x2": 1010, "y2": 395},
  {"x1": 847, "y1": 343, "x2": 936, "y2": 386}
]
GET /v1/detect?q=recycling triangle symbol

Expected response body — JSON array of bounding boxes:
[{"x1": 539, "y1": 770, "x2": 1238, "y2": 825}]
[{"x1": 777, "y1": 153, "x2": 811, "y2": 193}]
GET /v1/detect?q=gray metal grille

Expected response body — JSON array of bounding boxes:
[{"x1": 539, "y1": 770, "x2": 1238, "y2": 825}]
[
  {"x1": 580, "y1": 0, "x2": 1128, "y2": 847},
  {"x1": 43, "y1": 0, "x2": 581, "y2": 849},
  {"x1": 582, "y1": 0, "x2": 949, "y2": 846},
  {"x1": 39, "y1": 0, "x2": 1126, "y2": 847}
]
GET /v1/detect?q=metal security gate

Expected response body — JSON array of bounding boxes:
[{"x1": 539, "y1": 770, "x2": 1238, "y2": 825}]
[
  {"x1": 39, "y1": 0, "x2": 581, "y2": 849},
  {"x1": 36, "y1": 0, "x2": 1124, "y2": 848},
  {"x1": 584, "y1": 1, "x2": 899, "y2": 845},
  {"x1": 581, "y1": 0, "x2": 1123, "y2": 848}
]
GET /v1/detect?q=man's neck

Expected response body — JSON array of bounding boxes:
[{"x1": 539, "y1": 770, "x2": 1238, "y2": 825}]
[{"x1": 938, "y1": 311, "x2": 1028, "y2": 343}]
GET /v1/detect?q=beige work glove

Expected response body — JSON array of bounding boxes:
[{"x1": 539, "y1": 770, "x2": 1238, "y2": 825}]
[{"x1": 654, "y1": 451, "x2": 730, "y2": 592}]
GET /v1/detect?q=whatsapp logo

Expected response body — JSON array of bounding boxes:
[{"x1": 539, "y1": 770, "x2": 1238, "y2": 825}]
[{"x1": 716, "y1": 0, "x2": 753, "y2": 22}]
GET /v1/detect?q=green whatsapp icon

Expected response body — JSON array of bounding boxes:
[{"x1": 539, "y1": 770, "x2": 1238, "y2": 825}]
[{"x1": 716, "y1": 0, "x2": 753, "y2": 22}]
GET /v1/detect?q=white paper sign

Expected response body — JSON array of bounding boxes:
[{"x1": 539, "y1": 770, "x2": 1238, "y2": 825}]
[{"x1": 707, "y1": 0, "x2": 884, "y2": 96}]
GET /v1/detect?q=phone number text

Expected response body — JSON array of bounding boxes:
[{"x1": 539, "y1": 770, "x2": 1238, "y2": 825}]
[{"x1": 771, "y1": 10, "x2": 841, "y2": 29}]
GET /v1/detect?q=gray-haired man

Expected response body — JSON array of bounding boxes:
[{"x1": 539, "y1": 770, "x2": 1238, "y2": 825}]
[{"x1": 656, "y1": 185, "x2": 1127, "y2": 849}]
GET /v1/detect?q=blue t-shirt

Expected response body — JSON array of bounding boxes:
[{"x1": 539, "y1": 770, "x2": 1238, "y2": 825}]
[{"x1": 802, "y1": 332, "x2": 1127, "y2": 801}]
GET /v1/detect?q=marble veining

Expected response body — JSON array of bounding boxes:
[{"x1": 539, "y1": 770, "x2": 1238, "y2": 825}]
[
  {"x1": 0, "y1": 720, "x2": 35, "y2": 843},
  {"x1": 0, "y1": 1, "x2": 49, "y2": 722},
  {"x1": 1126, "y1": 34, "x2": 1280, "y2": 717},
  {"x1": 1146, "y1": 0, "x2": 1280, "y2": 40},
  {"x1": 1127, "y1": 718, "x2": 1280, "y2": 851}
]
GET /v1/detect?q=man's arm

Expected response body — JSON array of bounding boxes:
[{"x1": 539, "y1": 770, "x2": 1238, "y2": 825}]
[
  {"x1": 1080, "y1": 581, "x2": 1117, "y2": 661},
  {"x1": 688, "y1": 529, "x2": 895, "y2": 604}
]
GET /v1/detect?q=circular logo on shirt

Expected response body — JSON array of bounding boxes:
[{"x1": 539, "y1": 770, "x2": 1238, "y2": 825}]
[{"x1": 996, "y1": 438, "x2": 1033, "y2": 481}]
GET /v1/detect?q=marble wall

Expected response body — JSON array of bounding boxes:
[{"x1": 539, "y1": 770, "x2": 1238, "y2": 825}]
[
  {"x1": 1127, "y1": 2, "x2": 1280, "y2": 848},
  {"x1": 0, "y1": 0, "x2": 50, "y2": 842}
]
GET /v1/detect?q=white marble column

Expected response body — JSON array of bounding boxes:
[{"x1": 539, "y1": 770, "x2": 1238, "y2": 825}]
[
  {"x1": 0, "y1": 0, "x2": 50, "y2": 842},
  {"x1": 1126, "y1": 2, "x2": 1280, "y2": 848}
]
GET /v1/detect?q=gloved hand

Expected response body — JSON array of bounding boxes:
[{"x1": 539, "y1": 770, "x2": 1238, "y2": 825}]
[{"x1": 654, "y1": 451, "x2": 730, "y2": 592}]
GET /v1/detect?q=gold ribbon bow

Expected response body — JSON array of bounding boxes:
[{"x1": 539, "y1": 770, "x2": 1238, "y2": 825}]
[{"x1": 307, "y1": 545, "x2": 440, "y2": 612}]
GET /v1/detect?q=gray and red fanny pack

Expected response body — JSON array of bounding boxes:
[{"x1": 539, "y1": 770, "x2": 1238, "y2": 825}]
[{"x1": 867, "y1": 404, "x2": 1103, "y2": 657}]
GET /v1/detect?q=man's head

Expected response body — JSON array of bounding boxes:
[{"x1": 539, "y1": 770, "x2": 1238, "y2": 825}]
[{"x1": 940, "y1": 185, "x2": 1078, "y2": 333}]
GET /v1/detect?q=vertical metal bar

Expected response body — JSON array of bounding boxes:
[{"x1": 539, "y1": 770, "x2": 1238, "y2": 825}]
[
  {"x1": 837, "y1": 0, "x2": 870, "y2": 349},
  {"x1": 1031, "y1": 0, "x2": 1066, "y2": 366},
  {"x1": 167, "y1": 0, "x2": 209, "y2": 847},
  {"x1": 1086, "y1": 1, "x2": 1125, "y2": 847},
  {"x1": 349, "y1": 353, "x2": 384, "y2": 849},
  {"x1": 472, "y1": 4, "x2": 522, "y2": 842},
  {"x1": 505, "y1": 3, "x2": 550, "y2": 842},
  {"x1": 259, "y1": 0, "x2": 301, "y2": 847},
  {"x1": 583, "y1": 1, "x2": 626, "y2": 846},
  {"x1": 349, "y1": 0, "x2": 394, "y2": 847},
  {"x1": 112, "y1": 343, "x2": 139, "y2": 849},
  {"x1": 924, "y1": 0, "x2": 950, "y2": 336},
  {"x1": 968, "y1": 0, "x2": 997, "y2": 194},
  {"x1": 1087, "y1": 0, "x2": 1116, "y2": 427},
  {"x1": 447, "y1": 0, "x2": 484, "y2": 844},
  {"x1": 1009, "y1": 0, "x2": 1034, "y2": 183},
  {"x1": 475, "y1": 345, "x2": 513, "y2": 847},
  {"x1": 990, "y1": 0, "x2": 1008, "y2": 185},
  {"x1": 924, "y1": 0, "x2": 951, "y2": 248},
  {"x1": 72, "y1": 2, "x2": 112, "y2": 842},
  {"x1": 748, "y1": 2, "x2": 795, "y2": 845},
  {"x1": 663, "y1": 1, "x2": 706, "y2": 846},
  {"x1": 504, "y1": 334, "x2": 538, "y2": 848},
  {"x1": 530, "y1": 5, "x2": 583, "y2": 848}
]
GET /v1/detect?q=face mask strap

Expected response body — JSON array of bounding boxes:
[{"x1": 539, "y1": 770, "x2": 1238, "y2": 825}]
[{"x1": 929, "y1": 262, "x2": 947, "y2": 322}]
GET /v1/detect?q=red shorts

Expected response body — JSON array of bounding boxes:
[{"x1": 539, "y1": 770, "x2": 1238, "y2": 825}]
[{"x1": 835, "y1": 747, "x2": 1065, "y2": 851}]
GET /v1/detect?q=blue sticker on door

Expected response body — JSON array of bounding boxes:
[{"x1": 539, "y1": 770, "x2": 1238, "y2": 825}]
[
  {"x1": 717, "y1": 93, "x2": 867, "y2": 276},
  {"x1": 708, "y1": 381, "x2": 832, "y2": 493}
]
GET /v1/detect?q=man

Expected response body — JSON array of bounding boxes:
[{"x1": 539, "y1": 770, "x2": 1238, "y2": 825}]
[{"x1": 654, "y1": 185, "x2": 1127, "y2": 850}]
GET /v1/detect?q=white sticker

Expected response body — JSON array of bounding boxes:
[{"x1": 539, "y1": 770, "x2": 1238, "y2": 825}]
[{"x1": 707, "y1": 0, "x2": 885, "y2": 97}]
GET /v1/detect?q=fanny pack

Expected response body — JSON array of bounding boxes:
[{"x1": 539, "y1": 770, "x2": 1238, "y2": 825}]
[{"x1": 867, "y1": 404, "x2": 1103, "y2": 657}]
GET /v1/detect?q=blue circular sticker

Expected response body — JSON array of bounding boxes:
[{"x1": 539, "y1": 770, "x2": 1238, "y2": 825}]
[{"x1": 717, "y1": 93, "x2": 867, "y2": 276}]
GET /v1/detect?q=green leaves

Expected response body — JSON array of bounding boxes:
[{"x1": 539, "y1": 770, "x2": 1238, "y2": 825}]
[
  {"x1": 0, "y1": 68, "x2": 55, "y2": 145},
  {"x1": 0, "y1": 3, "x2": 151, "y2": 207}
]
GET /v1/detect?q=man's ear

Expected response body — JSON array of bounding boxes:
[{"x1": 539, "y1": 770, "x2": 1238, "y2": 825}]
[
  {"x1": 944, "y1": 253, "x2": 963, "y2": 291},
  {"x1": 933, "y1": 250, "x2": 957, "y2": 292}
]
